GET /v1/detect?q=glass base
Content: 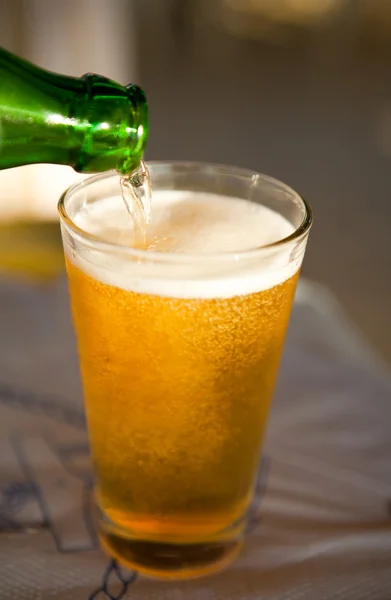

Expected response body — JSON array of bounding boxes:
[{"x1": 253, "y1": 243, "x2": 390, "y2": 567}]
[{"x1": 99, "y1": 531, "x2": 243, "y2": 580}]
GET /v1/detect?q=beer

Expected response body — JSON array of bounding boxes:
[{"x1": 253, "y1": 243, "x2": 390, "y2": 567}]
[{"x1": 63, "y1": 185, "x2": 306, "y2": 578}]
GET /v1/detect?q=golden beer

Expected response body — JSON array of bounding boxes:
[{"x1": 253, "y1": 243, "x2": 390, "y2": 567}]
[{"x1": 59, "y1": 164, "x2": 311, "y2": 578}]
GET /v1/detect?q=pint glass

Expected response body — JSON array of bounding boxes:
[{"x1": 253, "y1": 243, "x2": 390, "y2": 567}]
[{"x1": 58, "y1": 162, "x2": 312, "y2": 579}]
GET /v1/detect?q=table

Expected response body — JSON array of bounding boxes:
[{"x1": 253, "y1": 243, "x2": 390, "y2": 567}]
[{"x1": 0, "y1": 276, "x2": 390, "y2": 599}]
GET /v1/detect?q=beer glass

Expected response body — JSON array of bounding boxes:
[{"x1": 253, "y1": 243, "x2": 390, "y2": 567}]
[{"x1": 58, "y1": 162, "x2": 312, "y2": 579}]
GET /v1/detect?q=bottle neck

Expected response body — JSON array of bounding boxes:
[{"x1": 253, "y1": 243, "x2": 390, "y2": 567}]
[{"x1": 0, "y1": 47, "x2": 148, "y2": 174}]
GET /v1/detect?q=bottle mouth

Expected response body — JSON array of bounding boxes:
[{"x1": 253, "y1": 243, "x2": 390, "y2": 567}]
[
  {"x1": 73, "y1": 76, "x2": 149, "y2": 175},
  {"x1": 119, "y1": 84, "x2": 149, "y2": 175}
]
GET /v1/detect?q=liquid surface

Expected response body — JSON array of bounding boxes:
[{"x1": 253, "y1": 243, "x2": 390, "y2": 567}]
[
  {"x1": 71, "y1": 190, "x2": 298, "y2": 298},
  {"x1": 75, "y1": 189, "x2": 293, "y2": 252}
]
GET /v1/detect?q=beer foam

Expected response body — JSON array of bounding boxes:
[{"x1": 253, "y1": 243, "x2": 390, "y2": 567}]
[{"x1": 68, "y1": 191, "x2": 303, "y2": 298}]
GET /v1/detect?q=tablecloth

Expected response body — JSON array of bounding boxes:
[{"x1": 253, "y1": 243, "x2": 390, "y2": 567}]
[{"x1": 0, "y1": 276, "x2": 390, "y2": 599}]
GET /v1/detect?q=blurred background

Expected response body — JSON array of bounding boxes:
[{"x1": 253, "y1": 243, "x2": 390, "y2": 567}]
[{"x1": 0, "y1": 0, "x2": 390, "y2": 362}]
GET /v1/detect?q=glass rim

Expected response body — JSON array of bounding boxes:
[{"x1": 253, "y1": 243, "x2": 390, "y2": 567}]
[{"x1": 58, "y1": 160, "x2": 313, "y2": 262}]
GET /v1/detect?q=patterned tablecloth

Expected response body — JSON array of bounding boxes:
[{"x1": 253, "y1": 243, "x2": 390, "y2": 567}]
[{"x1": 0, "y1": 276, "x2": 390, "y2": 600}]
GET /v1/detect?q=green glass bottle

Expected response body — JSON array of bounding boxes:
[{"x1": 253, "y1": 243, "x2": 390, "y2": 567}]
[{"x1": 0, "y1": 46, "x2": 148, "y2": 175}]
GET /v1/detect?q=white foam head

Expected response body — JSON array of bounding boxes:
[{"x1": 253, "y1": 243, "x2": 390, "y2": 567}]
[{"x1": 67, "y1": 190, "x2": 303, "y2": 298}]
